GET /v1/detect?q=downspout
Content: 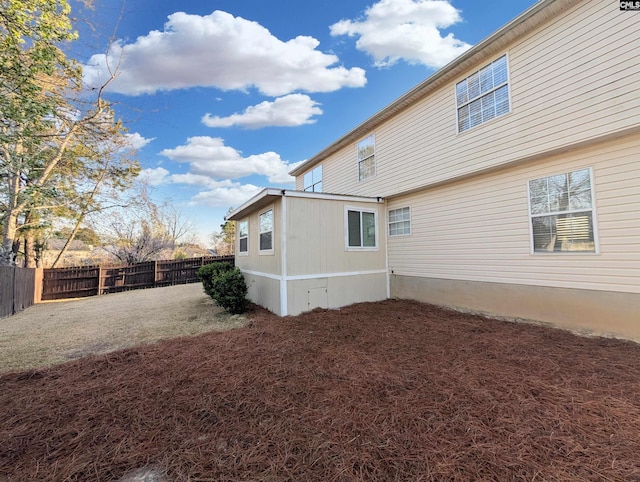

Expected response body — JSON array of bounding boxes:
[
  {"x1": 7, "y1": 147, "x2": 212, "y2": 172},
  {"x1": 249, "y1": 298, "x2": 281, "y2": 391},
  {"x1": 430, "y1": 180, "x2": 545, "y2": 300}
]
[
  {"x1": 280, "y1": 191, "x2": 288, "y2": 316},
  {"x1": 381, "y1": 197, "x2": 391, "y2": 299}
]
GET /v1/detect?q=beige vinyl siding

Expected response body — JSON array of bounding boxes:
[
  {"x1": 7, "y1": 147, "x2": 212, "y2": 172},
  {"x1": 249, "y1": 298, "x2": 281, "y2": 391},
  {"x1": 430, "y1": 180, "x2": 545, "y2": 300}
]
[
  {"x1": 285, "y1": 196, "x2": 386, "y2": 277},
  {"x1": 234, "y1": 202, "x2": 281, "y2": 276},
  {"x1": 387, "y1": 134, "x2": 640, "y2": 294},
  {"x1": 310, "y1": 0, "x2": 640, "y2": 199}
]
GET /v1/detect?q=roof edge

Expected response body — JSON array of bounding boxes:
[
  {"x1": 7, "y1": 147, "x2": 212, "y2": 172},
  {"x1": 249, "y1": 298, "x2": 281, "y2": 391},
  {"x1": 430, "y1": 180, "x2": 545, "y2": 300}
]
[{"x1": 290, "y1": 0, "x2": 575, "y2": 177}]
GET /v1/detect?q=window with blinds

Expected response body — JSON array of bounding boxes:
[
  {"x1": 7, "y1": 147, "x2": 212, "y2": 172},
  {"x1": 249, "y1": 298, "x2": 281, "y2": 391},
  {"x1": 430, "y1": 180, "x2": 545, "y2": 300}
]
[{"x1": 528, "y1": 168, "x2": 597, "y2": 253}]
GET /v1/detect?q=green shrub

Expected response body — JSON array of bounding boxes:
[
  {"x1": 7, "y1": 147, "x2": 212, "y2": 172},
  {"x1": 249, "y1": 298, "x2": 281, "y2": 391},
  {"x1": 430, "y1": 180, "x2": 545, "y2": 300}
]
[
  {"x1": 210, "y1": 268, "x2": 249, "y2": 314},
  {"x1": 198, "y1": 261, "x2": 234, "y2": 298},
  {"x1": 198, "y1": 262, "x2": 248, "y2": 314}
]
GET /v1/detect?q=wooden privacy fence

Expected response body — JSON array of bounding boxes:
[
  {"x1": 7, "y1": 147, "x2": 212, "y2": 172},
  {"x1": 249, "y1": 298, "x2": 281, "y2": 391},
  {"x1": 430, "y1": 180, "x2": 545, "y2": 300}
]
[
  {"x1": 41, "y1": 256, "x2": 234, "y2": 301},
  {"x1": 0, "y1": 266, "x2": 40, "y2": 318}
]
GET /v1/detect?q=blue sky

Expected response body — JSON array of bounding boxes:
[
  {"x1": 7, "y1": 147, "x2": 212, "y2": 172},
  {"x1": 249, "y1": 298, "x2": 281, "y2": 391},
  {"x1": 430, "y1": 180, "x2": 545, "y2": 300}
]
[{"x1": 74, "y1": 0, "x2": 536, "y2": 245}]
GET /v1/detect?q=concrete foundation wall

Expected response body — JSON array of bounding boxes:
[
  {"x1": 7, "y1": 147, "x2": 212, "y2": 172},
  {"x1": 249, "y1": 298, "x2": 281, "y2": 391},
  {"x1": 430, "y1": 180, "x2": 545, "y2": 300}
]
[{"x1": 391, "y1": 274, "x2": 640, "y2": 342}]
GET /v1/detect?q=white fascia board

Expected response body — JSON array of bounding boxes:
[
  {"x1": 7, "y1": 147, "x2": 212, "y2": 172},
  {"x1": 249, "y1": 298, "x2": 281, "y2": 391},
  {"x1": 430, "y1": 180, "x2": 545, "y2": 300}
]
[
  {"x1": 283, "y1": 190, "x2": 384, "y2": 204},
  {"x1": 226, "y1": 188, "x2": 283, "y2": 221}
]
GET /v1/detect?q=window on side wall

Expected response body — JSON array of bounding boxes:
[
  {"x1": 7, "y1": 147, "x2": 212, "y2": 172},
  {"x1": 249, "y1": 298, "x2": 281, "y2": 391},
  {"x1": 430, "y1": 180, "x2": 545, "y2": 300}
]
[
  {"x1": 358, "y1": 134, "x2": 375, "y2": 181},
  {"x1": 456, "y1": 54, "x2": 510, "y2": 133},
  {"x1": 303, "y1": 165, "x2": 323, "y2": 192},
  {"x1": 238, "y1": 220, "x2": 248, "y2": 255},
  {"x1": 389, "y1": 207, "x2": 411, "y2": 236},
  {"x1": 346, "y1": 207, "x2": 378, "y2": 250},
  {"x1": 528, "y1": 168, "x2": 597, "y2": 253},
  {"x1": 259, "y1": 209, "x2": 274, "y2": 253}
]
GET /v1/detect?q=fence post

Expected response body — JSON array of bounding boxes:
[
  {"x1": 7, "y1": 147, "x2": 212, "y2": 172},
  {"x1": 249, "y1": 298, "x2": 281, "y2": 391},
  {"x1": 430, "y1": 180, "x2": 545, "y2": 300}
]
[
  {"x1": 98, "y1": 266, "x2": 103, "y2": 296},
  {"x1": 154, "y1": 260, "x2": 158, "y2": 287},
  {"x1": 34, "y1": 268, "x2": 43, "y2": 303}
]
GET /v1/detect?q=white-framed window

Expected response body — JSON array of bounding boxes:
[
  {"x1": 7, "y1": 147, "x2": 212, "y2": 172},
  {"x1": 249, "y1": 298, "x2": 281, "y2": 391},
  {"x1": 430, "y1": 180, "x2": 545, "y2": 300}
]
[
  {"x1": 358, "y1": 134, "x2": 375, "y2": 181},
  {"x1": 456, "y1": 54, "x2": 510, "y2": 133},
  {"x1": 238, "y1": 220, "x2": 248, "y2": 255},
  {"x1": 259, "y1": 209, "x2": 274, "y2": 254},
  {"x1": 389, "y1": 207, "x2": 411, "y2": 236},
  {"x1": 345, "y1": 206, "x2": 378, "y2": 250},
  {"x1": 304, "y1": 165, "x2": 323, "y2": 192},
  {"x1": 528, "y1": 167, "x2": 597, "y2": 253}
]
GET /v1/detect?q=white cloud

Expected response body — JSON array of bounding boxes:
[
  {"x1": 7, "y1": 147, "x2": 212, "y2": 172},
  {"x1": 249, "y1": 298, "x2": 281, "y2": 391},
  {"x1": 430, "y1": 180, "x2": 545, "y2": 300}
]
[
  {"x1": 189, "y1": 183, "x2": 263, "y2": 208},
  {"x1": 124, "y1": 132, "x2": 155, "y2": 150},
  {"x1": 160, "y1": 136, "x2": 299, "y2": 184},
  {"x1": 139, "y1": 167, "x2": 170, "y2": 185},
  {"x1": 202, "y1": 94, "x2": 322, "y2": 129},
  {"x1": 83, "y1": 10, "x2": 366, "y2": 96},
  {"x1": 330, "y1": 0, "x2": 471, "y2": 68}
]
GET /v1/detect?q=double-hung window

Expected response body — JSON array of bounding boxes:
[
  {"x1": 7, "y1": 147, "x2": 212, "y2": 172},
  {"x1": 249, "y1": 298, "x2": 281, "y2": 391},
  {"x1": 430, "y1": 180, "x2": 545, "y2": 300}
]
[
  {"x1": 259, "y1": 209, "x2": 274, "y2": 253},
  {"x1": 358, "y1": 134, "x2": 376, "y2": 181},
  {"x1": 238, "y1": 220, "x2": 248, "y2": 255},
  {"x1": 456, "y1": 54, "x2": 510, "y2": 132},
  {"x1": 346, "y1": 207, "x2": 378, "y2": 250},
  {"x1": 388, "y1": 207, "x2": 411, "y2": 236},
  {"x1": 304, "y1": 165, "x2": 323, "y2": 192},
  {"x1": 528, "y1": 168, "x2": 597, "y2": 253}
]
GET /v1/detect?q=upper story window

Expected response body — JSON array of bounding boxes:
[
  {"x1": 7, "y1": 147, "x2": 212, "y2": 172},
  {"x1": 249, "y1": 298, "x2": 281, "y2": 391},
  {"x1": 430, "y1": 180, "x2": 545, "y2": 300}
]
[
  {"x1": 238, "y1": 220, "x2": 248, "y2": 255},
  {"x1": 346, "y1": 207, "x2": 378, "y2": 250},
  {"x1": 358, "y1": 134, "x2": 376, "y2": 181},
  {"x1": 259, "y1": 209, "x2": 274, "y2": 253},
  {"x1": 456, "y1": 55, "x2": 510, "y2": 133},
  {"x1": 304, "y1": 165, "x2": 323, "y2": 192},
  {"x1": 388, "y1": 207, "x2": 411, "y2": 236},
  {"x1": 528, "y1": 168, "x2": 597, "y2": 253}
]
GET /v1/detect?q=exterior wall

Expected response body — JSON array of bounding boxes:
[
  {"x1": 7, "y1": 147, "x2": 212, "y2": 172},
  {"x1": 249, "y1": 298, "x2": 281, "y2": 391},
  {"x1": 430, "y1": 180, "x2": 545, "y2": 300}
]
[
  {"x1": 234, "y1": 201, "x2": 281, "y2": 277},
  {"x1": 244, "y1": 273, "x2": 282, "y2": 315},
  {"x1": 299, "y1": 0, "x2": 640, "y2": 199},
  {"x1": 285, "y1": 196, "x2": 386, "y2": 277},
  {"x1": 284, "y1": 195, "x2": 387, "y2": 316},
  {"x1": 387, "y1": 133, "x2": 640, "y2": 337},
  {"x1": 234, "y1": 194, "x2": 388, "y2": 316},
  {"x1": 286, "y1": 273, "x2": 388, "y2": 316},
  {"x1": 386, "y1": 133, "x2": 640, "y2": 294},
  {"x1": 391, "y1": 276, "x2": 640, "y2": 342}
]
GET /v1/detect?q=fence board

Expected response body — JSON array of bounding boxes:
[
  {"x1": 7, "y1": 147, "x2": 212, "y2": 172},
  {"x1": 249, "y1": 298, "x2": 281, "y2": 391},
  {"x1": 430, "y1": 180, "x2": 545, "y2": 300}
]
[
  {"x1": 0, "y1": 266, "x2": 37, "y2": 318},
  {"x1": 41, "y1": 255, "x2": 234, "y2": 301},
  {"x1": 13, "y1": 267, "x2": 36, "y2": 313},
  {"x1": 0, "y1": 266, "x2": 14, "y2": 318}
]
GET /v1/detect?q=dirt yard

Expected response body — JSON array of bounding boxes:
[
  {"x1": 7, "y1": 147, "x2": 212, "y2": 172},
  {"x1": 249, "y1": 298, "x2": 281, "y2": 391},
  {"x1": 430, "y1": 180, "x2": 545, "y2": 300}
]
[
  {"x1": 0, "y1": 283, "x2": 247, "y2": 373},
  {"x1": 2, "y1": 298, "x2": 640, "y2": 481}
]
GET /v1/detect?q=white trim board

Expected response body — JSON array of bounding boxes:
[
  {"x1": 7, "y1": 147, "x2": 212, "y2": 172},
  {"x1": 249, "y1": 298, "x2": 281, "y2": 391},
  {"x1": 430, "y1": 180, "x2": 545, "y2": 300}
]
[{"x1": 240, "y1": 269, "x2": 388, "y2": 282}]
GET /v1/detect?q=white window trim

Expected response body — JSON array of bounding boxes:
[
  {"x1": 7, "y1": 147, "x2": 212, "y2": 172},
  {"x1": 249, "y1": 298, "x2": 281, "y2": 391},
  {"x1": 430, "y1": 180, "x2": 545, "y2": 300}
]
[
  {"x1": 258, "y1": 207, "x2": 275, "y2": 255},
  {"x1": 455, "y1": 53, "x2": 512, "y2": 135},
  {"x1": 357, "y1": 134, "x2": 376, "y2": 182},
  {"x1": 388, "y1": 206, "x2": 412, "y2": 237},
  {"x1": 238, "y1": 219, "x2": 249, "y2": 256},
  {"x1": 527, "y1": 167, "x2": 599, "y2": 255},
  {"x1": 344, "y1": 205, "x2": 379, "y2": 251}
]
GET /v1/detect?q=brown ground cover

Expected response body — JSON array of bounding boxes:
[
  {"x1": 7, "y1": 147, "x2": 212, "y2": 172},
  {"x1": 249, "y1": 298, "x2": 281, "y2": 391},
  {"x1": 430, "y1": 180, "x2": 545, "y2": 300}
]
[{"x1": 2, "y1": 299, "x2": 640, "y2": 481}]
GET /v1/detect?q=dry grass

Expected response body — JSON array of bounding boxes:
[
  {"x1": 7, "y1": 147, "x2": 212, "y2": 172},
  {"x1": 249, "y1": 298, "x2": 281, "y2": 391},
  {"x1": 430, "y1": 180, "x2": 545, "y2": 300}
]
[{"x1": 0, "y1": 283, "x2": 247, "y2": 373}]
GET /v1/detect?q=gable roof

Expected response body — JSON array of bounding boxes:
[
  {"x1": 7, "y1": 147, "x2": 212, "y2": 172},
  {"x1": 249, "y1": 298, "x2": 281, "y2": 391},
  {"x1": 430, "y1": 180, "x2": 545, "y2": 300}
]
[{"x1": 289, "y1": 0, "x2": 578, "y2": 178}]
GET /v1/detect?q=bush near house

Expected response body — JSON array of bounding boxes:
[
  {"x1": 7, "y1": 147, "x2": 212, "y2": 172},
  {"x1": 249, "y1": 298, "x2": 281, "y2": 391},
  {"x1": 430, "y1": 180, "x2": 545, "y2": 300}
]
[{"x1": 198, "y1": 262, "x2": 248, "y2": 314}]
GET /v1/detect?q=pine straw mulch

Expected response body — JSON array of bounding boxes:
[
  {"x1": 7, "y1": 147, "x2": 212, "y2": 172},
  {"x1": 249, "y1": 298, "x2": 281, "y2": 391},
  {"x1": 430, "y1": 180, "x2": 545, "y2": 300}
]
[{"x1": 2, "y1": 300, "x2": 640, "y2": 481}]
